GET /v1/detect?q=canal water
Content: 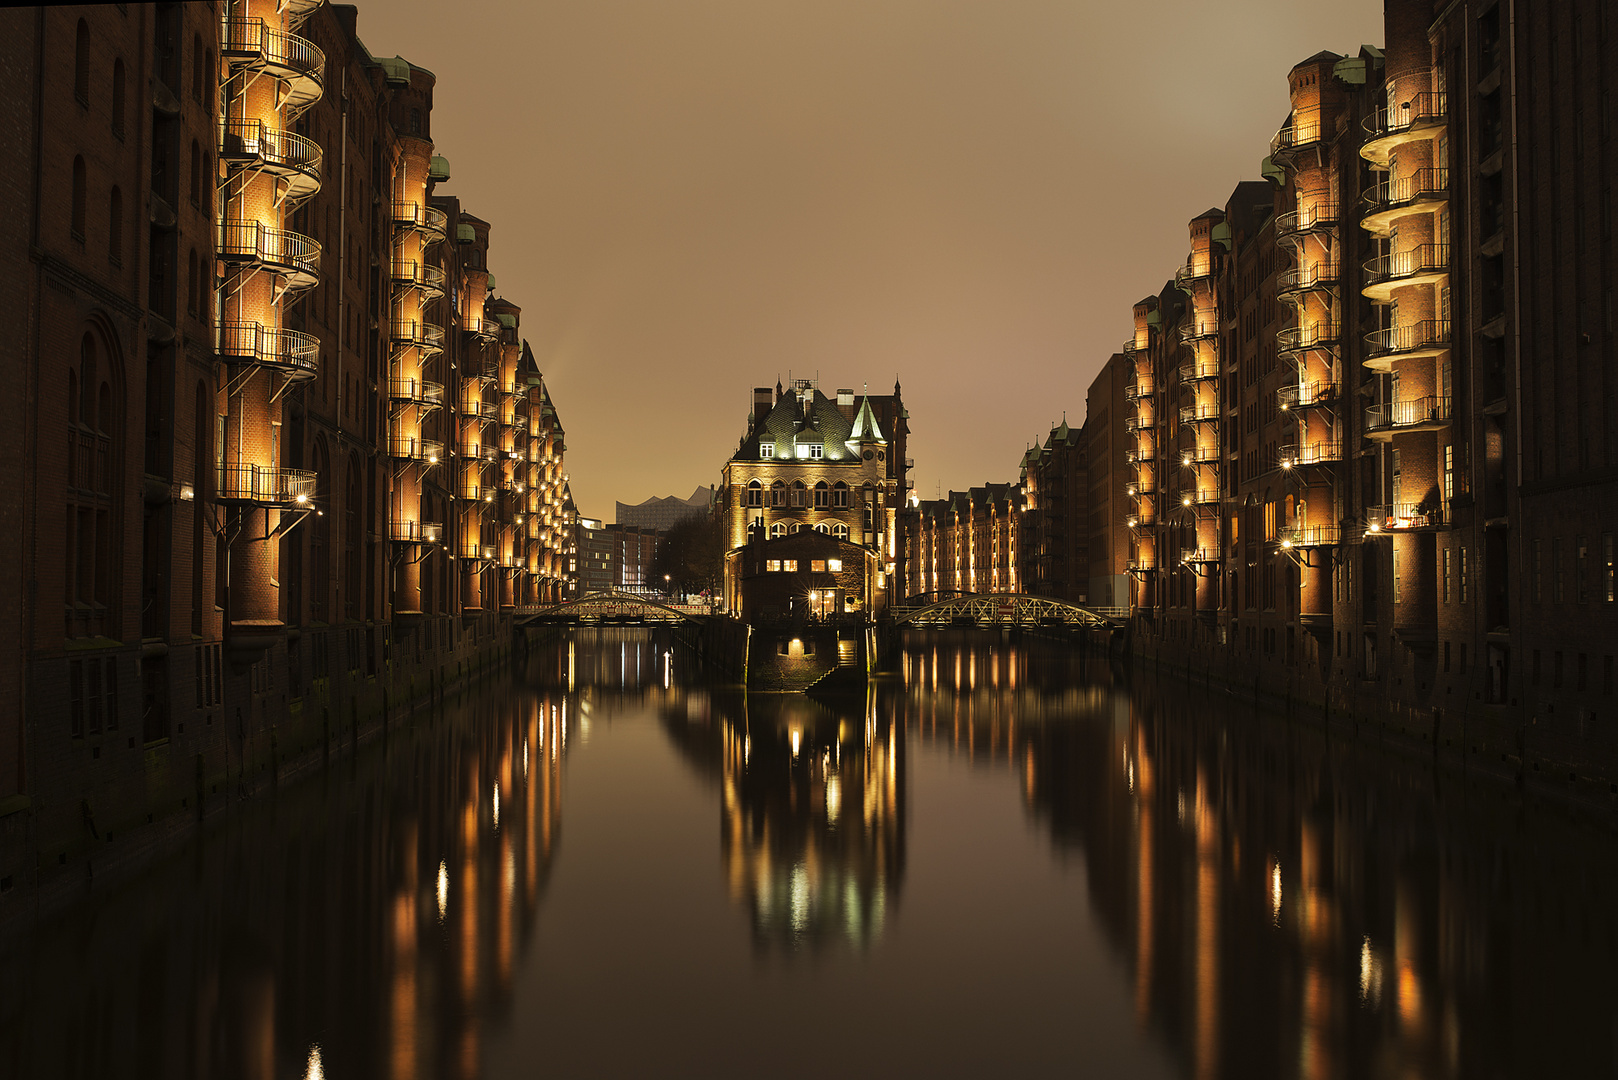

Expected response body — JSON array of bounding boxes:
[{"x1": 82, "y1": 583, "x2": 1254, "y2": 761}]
[{"x1": 4, "y1": 628, "x2": 1617, "y2": 1079}]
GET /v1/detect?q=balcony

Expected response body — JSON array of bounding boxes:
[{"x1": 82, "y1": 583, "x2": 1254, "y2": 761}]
[
  {"x1": 218, "y1": 119, "x2": 321, "y2": 203},
  {"x1": 1276, "y1": 441, "x2": 1342, "y2": 469},
  {"x1": 217, "y1": 322, "x2": 319, "y2": 379},
  {"x1": 1179, "y1": 357, "x2": 1220, "y2": 382},
  {"x1": 390, "y1": 319, "x2": 445, "y2": 355},
  {"x1": 1180, "y1": 442, "x2": 1220, "y2": 466},
  {"x1": 389, "y1": 520, "x2": 444, "y2": 544},
  {"x1": 1125, "y1": 476, "x2": 1155, "y2": 496},
  {"x1": 1126, "y1": 557, "x2": 1157, "y2": 574},
  {"x1": 1365, "y1": 395, "x2": 1452, "y2": 439},
  {"x1": 463, "y1": 314, "x2": 501, "y2": 340},
  {"x1": 1180, "y1": 548, "x2": 1221, "y2": 564},
  {"x1": 1278, "y1": 524, "x2": 1342, "y2": 548},
  {"x1": 1173, "y1": 260, "x2": 1213, "y2": 292},
  {"x1": 218, "y1": 220, "x2": 321, "y2": 294},
  {"x1": 462, "y1": 397, "x2": 498, "y2": 422},
  {"x1": 216, "y1": 463, "x2": 316, "y2": 506},
  {"x1": 1364, "y1": 503, "x2": 1445, "y2": 533},
  {"x1": 1363, "y1": 243, "x2": 1450, "y2": 301},
  {"x1": 1124, "y1": 377, "x2": 1156, "y2": 401},
  {"x1": 1361, "y1": 90, "x2": 1448, "y2": 165},
  {"x1": 1179, "y1": 402, "x2": 1219, "y2": 425},
  {"x1": 1362, "y1": 319, "x2": 1451, "y2": 369},
  {"x1": 458, "y1": 543, "x2": 497, "y2": 562},
  {"x1": 1122, "y1": 338, "x2": 1147, "y2": 357},
  {"x1": 1361, "y1": 168, "x2": 1449, "y2": 236},
  {"x1": 388, "y1": 377, "x2": 444, "y2": 408},
  {"x1": 221, "y1": 19, "x2": 324, "y2": 116},
  {"x1": 1125, "y1": 446, "x2": 1156, "y2": 465},
  {"x1": 1276, "y1": 262, "x2": 1340, "y2": 299},
  {"x1": 390, "y1": 259, "x2": 446, "y2": 297},
  {"x1": 464, "y1": 353, "x2": 501, "y2": 381},
  {"x1": 1276, "y1": 322, "x2": 1338, "y2": 356},
  {"x1": 1270, "y1": 119, "x2": 1325, "y2": 161},
  {"x1": 392, "y1": 202, "x2": 448, "y2": 243},
  {"x1": 1180, "y1": 319, "x2": 1219, "y2": 344},
  {"x1": 1277, "y1": 380, "x2": 1338, "y2": 412},
  {"x1": 1124, "y1": 414, "x2": 1154, "y2": 433},
  {"x1": 387, "y1": 435, "x2": 443, "y2": 464},
  {"x1": 459, "y1": 477, "x2": 488, "y2": 502},
  {"x1": 1127, "y1": 510, "x2": 1156, "y2": 529},
  {"x1": 1275, "y1": 202, "x2": 1338, "y2": 241}
]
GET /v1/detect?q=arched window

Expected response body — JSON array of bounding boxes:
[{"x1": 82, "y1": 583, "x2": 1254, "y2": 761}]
[
  {"x1": 189, "y1": 140, "x2": 200, "y2": 206},
  {"x1": 71, "y1": 156, "x2": 86, "y2": 238},
  {"x1": 409, "y1": 108, "x2": 421, "y2": 135},
  {"x1": 770, "y1": 522, "x2": 786, "y2": 539},
  {"x1": 790, "y1": 523, "x2": 802, "y2": 534},
  {"x1": 813, "y1": 481, "x2": 829, "y2": 508},
  {"x1": 111, "y1": 58, "x2": 125, "y2": 136},
  {"x1": 769, "y1": 480, "x2": 786, "y2": 508},
  {"x1": 814, "y1": 523, "x2": 829, "y2": 534},
  {"x1": 191, "y1": 34, "x2": 203, "y2": 101},
  {"x1": 74, "y1": 20, "x2": 90, "y2": 105},
  {"x1": 791, "y1": 480, "x2": 806, "y2": 508},
  {"x1": 832, "y1": 481, "x2": 849, "y2": 508},
  {"x1": 107, "y1": 186, "x2": 121, "y2": 264},
  {"x1": 745, "y1": 479, "x2": 762, "y2": 508},
  {"x1": 832, "y1": 523, "x2": 849, "y2": 540}
]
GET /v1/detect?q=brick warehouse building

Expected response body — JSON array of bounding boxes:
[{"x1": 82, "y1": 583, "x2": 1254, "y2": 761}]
[
  {"x1": 0, "y1": 2, "x2": 577, "y2": 893},
  {"x1": 1102, "y1": 0, "x2": 1618, "y2": 794}
]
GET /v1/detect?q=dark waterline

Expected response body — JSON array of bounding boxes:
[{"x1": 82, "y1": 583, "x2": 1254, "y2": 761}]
[{"x1": 3, "y1": 628, "x2": 1616, "y2": 1079}]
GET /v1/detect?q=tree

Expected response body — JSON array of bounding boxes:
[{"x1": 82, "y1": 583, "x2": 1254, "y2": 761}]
[{"x1": 649, "y1": 513, "x2": 723, "y2": 595}]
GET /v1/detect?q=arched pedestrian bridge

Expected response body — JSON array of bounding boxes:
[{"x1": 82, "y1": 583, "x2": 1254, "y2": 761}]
[
  {"x1": 516, "y1": 591, "x2": 707, "y2": 627},
  {"x1": 891, "y1": 593, "x2": 1127, "y2": 631}
]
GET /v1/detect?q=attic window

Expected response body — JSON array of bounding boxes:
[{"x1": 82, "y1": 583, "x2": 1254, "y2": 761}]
[
  {"x1": 808, "y1": 444, "x2": 823, "y2": 459},
  {"x1": 760, "y1": 443, "x2": 773, "y2": 459}
]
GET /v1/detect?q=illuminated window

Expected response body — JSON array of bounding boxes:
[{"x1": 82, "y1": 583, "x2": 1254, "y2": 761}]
[
  {"x1": 770, "y1": 522, "x2": 785, "y2": 538},
  {"x1": 833, "y1": 481, "x2": 849, "y2": 508},
  {"x1": 760, "y1": 443, "x2": 774, "y2": 459},
  {"x1": 811, "y1": 560, "x2": 826, "y2": 572},
  {"x1": 783, "y1": 560, "x2": 798, "y2": 572},
  {"x1": 827, "y1": 558, "x2": 842, "y2": 572},
  {"x1": 808, "y1": 444, "x2": 823, "y2": 459},
  {"x1": 813, "y1": 481, "x2": 829, "y2": 508},
  {"x1": 832, "y1": 524, "x2": 849, "y2": 540},
  {"x1": 766, "y1": 559, "x2": 781, "y2": 572},
  {"x1": 745, "y1": 480, "x2": 762, "y2": 507}
]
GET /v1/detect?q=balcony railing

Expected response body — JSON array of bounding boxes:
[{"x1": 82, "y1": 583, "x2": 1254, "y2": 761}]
[
  {"x1": 1277, "y1": 441, "x2": 1342, "y2": 469},
  {"x1": 1125, "y1": 447, "x2": 1156, "y2": 465},
  {"x1": 1365, "y1": 503, "x2": 1445, "y2": 532},
  {"x1": 1363, "y1": 91, "x2": 1448, "y2": 141},
  {"x1": 1126, "y1": 477, "x2": 1155, "y2": 496},
  {"x1": 1126, "y1": 558, "x2": 1157, "y2": 574},
  {"x1": 387, "y1": 377, "x2": 444, "y2": 407},
  {"x1": 1180, "y1": 319, "x2": 1219, "y2": 343},
  {"x1": 1181, "y1": 445, "x2": 1219, "y2": 465},
  {"x1": 1277, "y1": 380, "x2": 1338, "y2": 411},
  {"x1": 1362, "y1": 167, "x2": 1449, "y2": 214},
  {"x1": 389, "y1": 319, "x2": 445, "y2": 353},
  {"x1": 459, "y1": 479, "x2": 487, "y2": 501},
  {"x1": 1365, "y1": 395, "x2": 1452, "y2": 436},
  {"x1": 218, "y1": 322, "x2": 319, "y2": 378},
  {"x1": 386, "y1": 436, "x2": 443, "y2": 463},
  {"x1": 461, "y1": 398, "x2": 498, "y2": 421},
  {"x1": 1364, "y1": 243, "x2": 1450, "y2": 289},
  {"x1": 221, "y1": 19, "x2": 324, "y2": 114},
  {"x1": 1180, "y1": 548, "x2": 1220, "y2": 564},
  {"x1": 389, "y1": 520, "x2": 444, "y2": 544},
  {"x1": 218, "y1": 119, "x2": 321, "y2": 198},
  {"x1": 1123, "y1": 338, "x2": 1147, "y2": 356},
  {"x1": 1124, "y1": 377, "x2": 1156, "y2": 401},
  {"x1": 1275, "y1": 202, "x2": 1338, "y2": 239},
  {"x1": 1179, "y1": 357, "x2": 1220, "y2": 381},
  {"x1": 390, "y1": 260, "x2": 446, "y2": 295},
  {"x1": 391, "y1": 202, "x2": 448, "y2": 242},
  {"x1": 1276, "y1": 323, "x2": 1338, "y2": 354},
  {"x1": 1363, "y1": 319, "x2": 1451, "y2": 362},
  {"x1": 1278, "y1": 524, "x2": 1342, "y2": 548},
  {"x1": 1174, "y1": 260, "x2": 1213, "y2": 291},
  {"x1": 1125, "y1": 415, "x2": 1153, "y2": 433},
  {"x1": 216, "y1": 463, "x2": 317, "y2": 506},
  {"x1": 1276, "y1": 262, "x2": 1339, "y2": 295},
  {"x1": 218, "y1": 220, "x2": 321, "y2": 290},
  {"x1": 1179, "y1": 403, "x2": 1220, "y2": 424},
  {"x1": 1270, "y1": 120, "x2": 1325, "y2": 157},
  {"x1": 1127, "y1": 511, "x2": 1156, "y2": 529}
]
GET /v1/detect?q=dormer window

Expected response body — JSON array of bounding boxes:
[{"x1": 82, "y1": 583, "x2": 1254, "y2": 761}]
[
  {"x1": 760, "y1": 443, "x2": 774, "y2": 459},
  {"x1": 808, "y1": 443, "x2": 823, "y2": 459}
]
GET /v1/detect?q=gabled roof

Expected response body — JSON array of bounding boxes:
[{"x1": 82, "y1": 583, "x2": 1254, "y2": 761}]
[{"x1": 851, "y1": 393, "x2": 885, "y2": 442}]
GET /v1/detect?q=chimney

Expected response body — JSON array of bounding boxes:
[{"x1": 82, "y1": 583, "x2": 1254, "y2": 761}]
[
  {"x1": 837, "y1": 388, "x2": 855, "y2": 420},
  {"x1": 753, "y1": 387, "x2": 773, "y2": 421}
]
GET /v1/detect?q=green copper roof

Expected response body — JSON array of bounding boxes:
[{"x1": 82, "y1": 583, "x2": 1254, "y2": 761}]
[
  {"x1": 456, "y1": 223, "x2": 476, "y2": 244},
  {"x1": 429, "y1": 155, "x2": 451, "y2": 182},
  {"x1": 851, "y1": 394, "x2": 884, "y2": 442}
]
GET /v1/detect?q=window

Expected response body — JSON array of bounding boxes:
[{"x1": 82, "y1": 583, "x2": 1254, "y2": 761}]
[
  {"x1": 813, "y1": 481, "x2": 829, "y2": 508},
  {"x1": 745, "y1": 480, "x2": 762, "y2": 507},
  {"x1": 808, "y1": 443, "x2": 823, "y2": 459},
  {"x1": 111, "y1": 58, "x2": 125, "y2": 136},
  {"x1": 827, "y1": 558, "x2": 842, "y2": 572},
  {"x1": 75, "y1": 20, "x2": 90, "y2": 105},
  {"x1": 783, "y1": 560, "x2": 798, "y2": 572},
  {"x1": 766, "y1": 559, "x2": 781, "y2": 572},
  {"x1": 1459, "y1": 547, "x2": 1469, "y2": 604},
  {"x1": 66, "y1": 331, "x2": 119, "y2": 639},
  {"x1": 770, "y1": 480, "x2": 786, "y2": 508},
  {"x1": 1442, "y1": 547, "x2": 1451, "y2": 603},
  {"x1": 832, "y1": 524, "x2": 849, "y2": 540},
  {"x1": 71, "y1": 156, "x2": 86, "y2": 238},
  {"x1": 770, "y1": 522, "x2": 785, "y2": 538},
  {"x1": 811, "y1": 560, "x2": 826, "y2": 572},
  {"x1": 833, "y1": 481, "x2": 849, "y2": 508},
  {"x1": 791, "y1": 480, "x2": 806, "y2": 507},
  {"x1": 1444, "y1": 444, "x2": 1454, "y2": 502},
  {"x1": 410, "y1": 108, "x2": 421, "y2": 134},
  {"x1": 759, "y1": 443, "x2": 774, "y2": 459},
  {"x1": 1577, "y1": 536, "x2": 1589, "y2": 603},
  {"x1": 107, "y1": 186, "x2": 121, "y2": 264}
]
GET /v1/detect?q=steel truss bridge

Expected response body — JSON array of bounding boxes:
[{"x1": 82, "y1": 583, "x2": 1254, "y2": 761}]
[
  {"x1": 515, "y1": 590, "x2": 706, "y2": 627},
  {"x1": 892, "y1": 593, "x2": 1127, "y2": 631}
]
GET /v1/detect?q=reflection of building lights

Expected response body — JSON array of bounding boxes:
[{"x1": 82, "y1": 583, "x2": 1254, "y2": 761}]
[
  {"x1": 523, "y1": 738, "x2": 529, "y2": 778},
  {"x1": 825, "y1": 775, "x2": 841, "y2": 823},
  {"x1": 790, "y1": 729, "x2": 801, "y2": 756},
  {"x1": 1271, "y1": 862, "x2": 1283, "y2": 922},
  {"x1": 437, "y1": 860, "x2": 449, "y2": 920},
  {"x1": 492, "y1": 782, "x2": 500, "y2": 828},
  {"x1": 304, "y1": 1044, "x2": 324, "y2": 1080}
]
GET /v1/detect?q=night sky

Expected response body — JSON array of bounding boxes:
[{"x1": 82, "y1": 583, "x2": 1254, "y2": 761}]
[{"x1": 360, "y1": 0, "x2": 1384, "y2": 519}]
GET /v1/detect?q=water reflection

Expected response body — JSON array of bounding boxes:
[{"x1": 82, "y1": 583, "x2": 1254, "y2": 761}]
[
  {"x1": 661, "y1": 688, "x2": 904, "y2": 954},
  {"x1": 4, "y1": 630, "x2": 1617, "y2": 1078}
]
